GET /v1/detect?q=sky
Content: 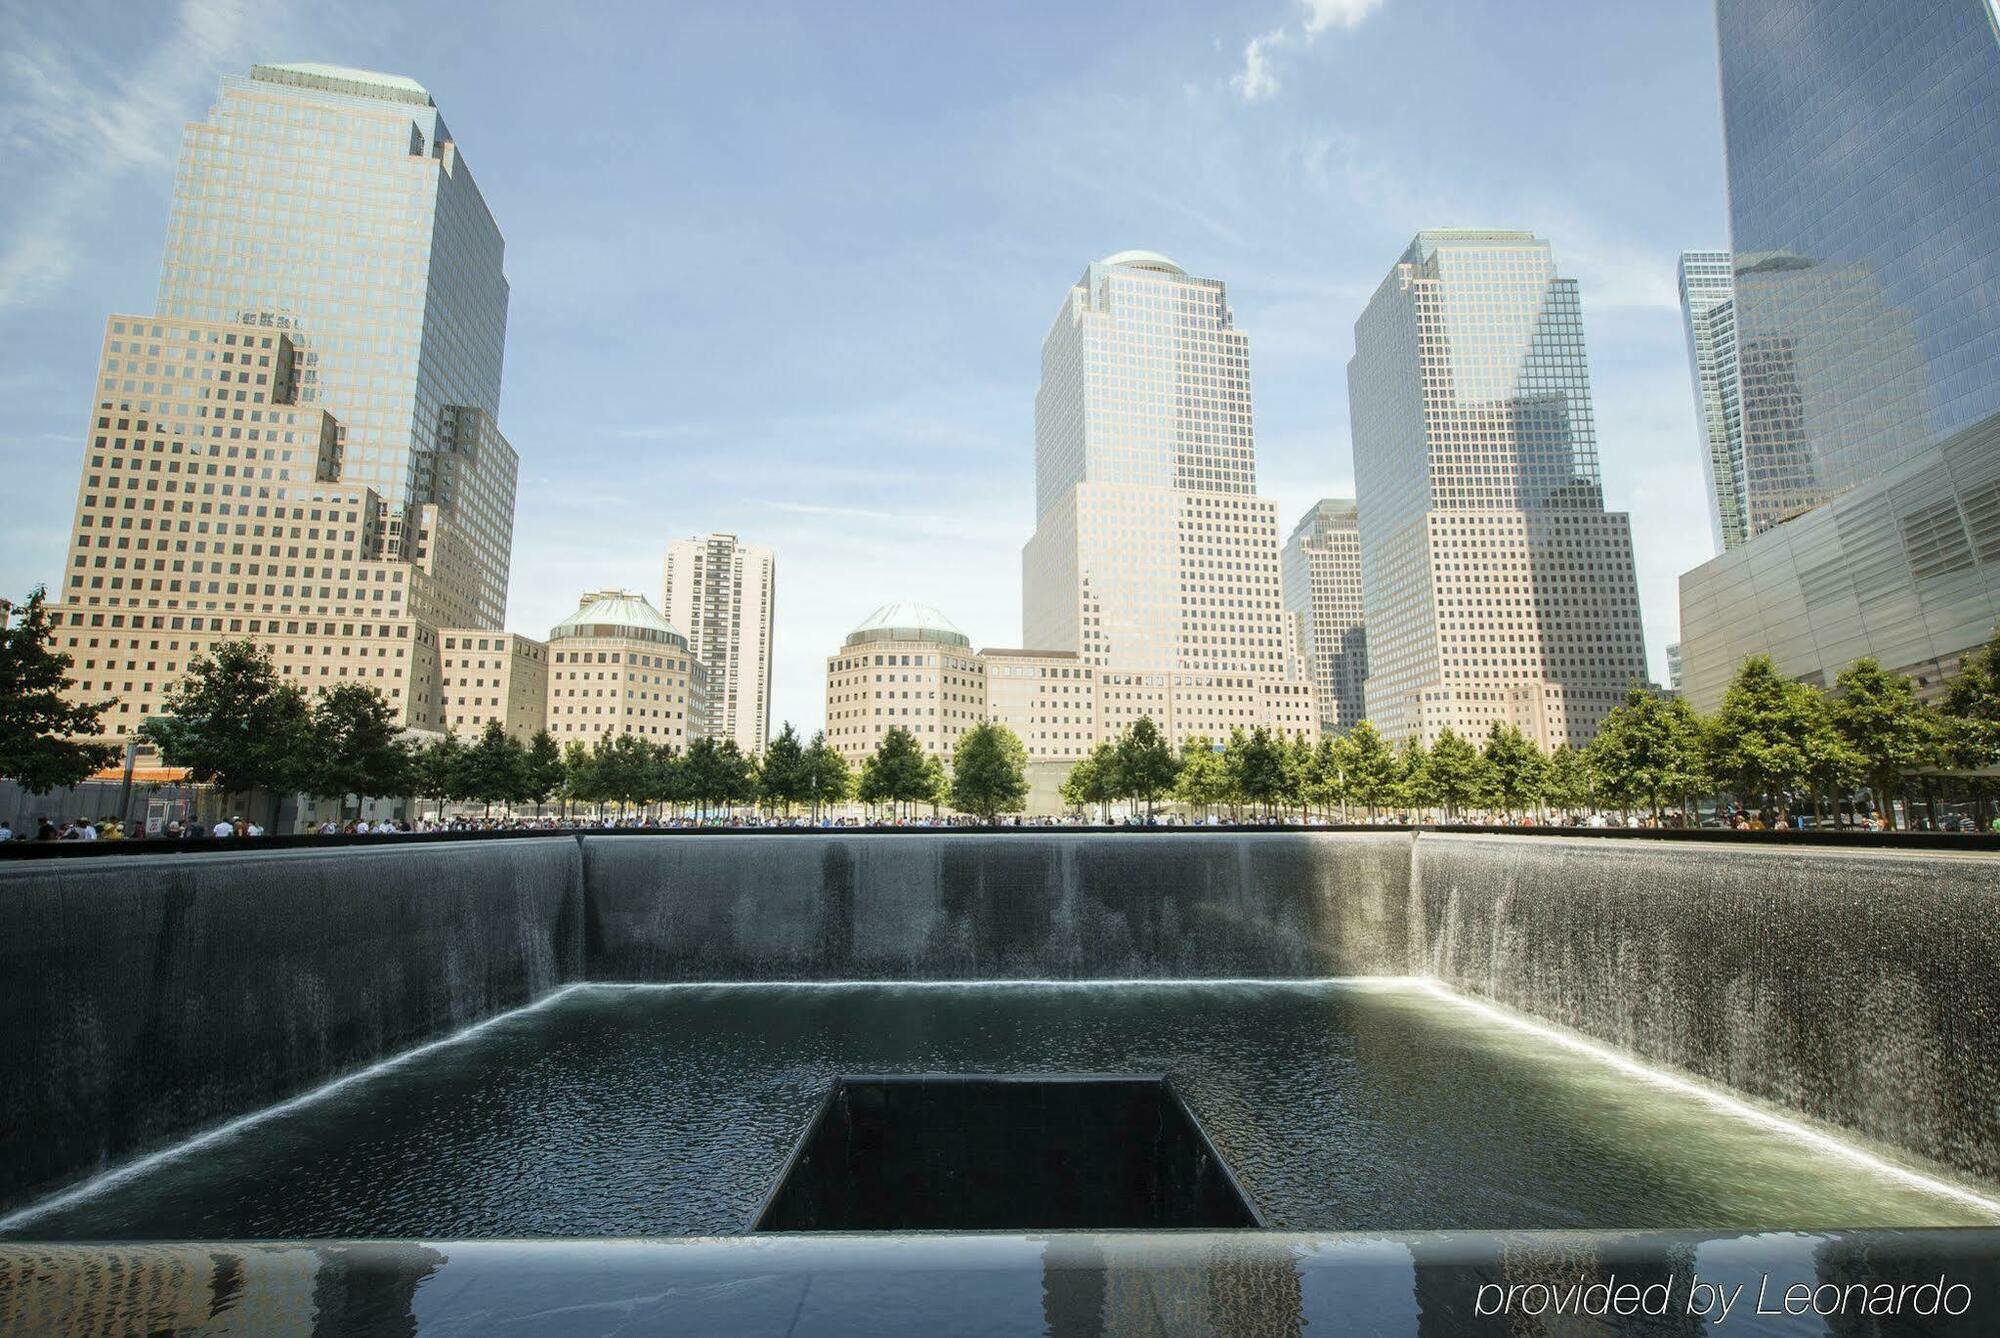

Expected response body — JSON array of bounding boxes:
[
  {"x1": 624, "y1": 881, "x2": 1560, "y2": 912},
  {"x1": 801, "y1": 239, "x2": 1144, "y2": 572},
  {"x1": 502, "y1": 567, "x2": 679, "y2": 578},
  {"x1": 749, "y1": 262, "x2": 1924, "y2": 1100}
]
[{"x1": 0, "y1": 0, "x2": 1729, "y2": 738}]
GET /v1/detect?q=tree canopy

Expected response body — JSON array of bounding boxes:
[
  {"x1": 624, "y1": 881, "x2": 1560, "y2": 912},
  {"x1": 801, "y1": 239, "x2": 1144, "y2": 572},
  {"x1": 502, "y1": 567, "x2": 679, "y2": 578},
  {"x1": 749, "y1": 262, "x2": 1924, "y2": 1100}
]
[
  {"x1": 949, "y1": 722, "x2": 1029, "y2": 820},
  {"x1": 0, "y1": 586, "x2": 117, "y2": 793}
]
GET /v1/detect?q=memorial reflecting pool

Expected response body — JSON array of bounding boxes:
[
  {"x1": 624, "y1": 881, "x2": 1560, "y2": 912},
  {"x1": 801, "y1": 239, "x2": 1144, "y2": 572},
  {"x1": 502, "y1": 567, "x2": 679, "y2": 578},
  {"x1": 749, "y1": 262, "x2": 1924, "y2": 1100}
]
[{"x1": 9, "y1": 980, "x2": 1993, "y2": 1240}]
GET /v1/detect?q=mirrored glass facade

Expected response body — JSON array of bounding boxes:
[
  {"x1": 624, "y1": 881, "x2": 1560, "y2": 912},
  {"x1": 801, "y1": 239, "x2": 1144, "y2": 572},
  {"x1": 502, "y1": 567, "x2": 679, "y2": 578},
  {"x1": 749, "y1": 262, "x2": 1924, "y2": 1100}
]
[
  {"x1": 1677, "y1": 251, "x2": 1749, "y2": 552},
  {"x1": 1677, "y1": 1, "x2": 2000, "y2": 709},
  {"x1": 1348, "y1": 231, "x2": 1647, "y2": 748},
  {"x1": 157, "y1": 63, "x2": 516, "y2": 626},
  {"x1": 1718, "y1": 0, "x2": 2000, "y2": 533}
]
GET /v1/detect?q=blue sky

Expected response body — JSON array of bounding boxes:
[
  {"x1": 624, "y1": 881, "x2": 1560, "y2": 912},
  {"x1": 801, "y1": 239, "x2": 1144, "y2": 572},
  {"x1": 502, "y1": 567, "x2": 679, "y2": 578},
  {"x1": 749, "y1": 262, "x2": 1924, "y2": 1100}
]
[{"x1": 0, "y1": 0, "x2": 1726, "y2": 736}]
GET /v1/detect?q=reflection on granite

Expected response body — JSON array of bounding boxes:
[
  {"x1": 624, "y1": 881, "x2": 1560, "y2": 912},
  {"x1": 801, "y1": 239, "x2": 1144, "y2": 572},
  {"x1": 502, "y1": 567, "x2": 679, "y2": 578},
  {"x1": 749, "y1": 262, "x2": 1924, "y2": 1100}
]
[{"x1": 3, "y1": 1231, "x2": 1996, "y2": 1337}]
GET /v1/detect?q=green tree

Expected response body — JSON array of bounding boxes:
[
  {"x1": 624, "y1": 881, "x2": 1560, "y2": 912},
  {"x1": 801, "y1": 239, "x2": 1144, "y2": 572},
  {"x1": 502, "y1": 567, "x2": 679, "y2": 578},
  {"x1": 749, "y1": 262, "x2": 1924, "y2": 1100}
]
[
  {"x1": 462, "y1": 719, "x2": 529, "y2": 816},
  {"x1": 680, "y1": 735, "x2": 723, "y2": 813},
  {"x1": 1296, "y1": 736, "x2": 1344, "y2": 820},
  {"x1": 921, "y1": 753, "x2": 949, "y2": 817},
  {"x1": 715, "y1": 740, "x2": 760, "y2": 812},
  {"x1": 1063, "y1": 741, "x2": 1119, "y2": 820},
  {"x1": 1171, "y1": 736, "x2": 1232, "y2": 820},
  {"x1": 1230, "y1": 727, "x2": 1289, "y2": 816},
  {"x1": 1111, "y1": 716, "x2": 1179, "y2": 817},
  {"x1": 1586, "y1": 687, "x2": 1708, "y2": 821},
  {"x1": 582, "y1": 732, "x2": 621, "y2": 818},
  {"x1": 756, "y1": 723, "x2": 812, "y2": 814},
  {"x1": 1421, "y1": 727, "x2": 1489, "y2": 820},
  {"x1": 1828, "y1": 658, "x2": 1934, "y2": 829},
  {"x1": 144, "y1": 639, "x2": 309, "y2": 826},
  {"x1": 559, "y1": 738, "x2": 596, "y2": 817},
  {"x1": 950, "y1": 722, "x2": 1028, "y2": 820},
  {"x1": 1282, "y1": 734, "x2": 1316, "y2": 820},
  {"x1": 1480, "y1": 722, "x2": 1548, "y2": 820},
  {"x1": 522, "y1": 729, "x2": 564, "y2": 816},
  {"x1": 1706, "y1": 656, "x2": 1819, "y2": 817},
  {"x1": 1394, "y1": 736, "x2": 1431, "y2": 817},
  {"x1": 1939, "y1": 626, "x2": 2000, "y2": 771},
  {"x1": 856, "y1": 726, "x2": 932, "y2": 815},
  {"x1": 301, "y1": 682, "x2": 409, "y2": 815},
  {"x1": 1343, "y1": 722, "x2": 1399, "y2": 819},
  {"x1": 1543, "y1": 744, "x2": 1595, "y2": 822},
  {"x1": 0, "y1": 586, "x2": 118, "y2": 793},
  {"x1": 803, "y1": 730, "x2": 851, "y2": 819},
  {"x1": 412, "y1": 733, "x2": 466, "y2": 816}
]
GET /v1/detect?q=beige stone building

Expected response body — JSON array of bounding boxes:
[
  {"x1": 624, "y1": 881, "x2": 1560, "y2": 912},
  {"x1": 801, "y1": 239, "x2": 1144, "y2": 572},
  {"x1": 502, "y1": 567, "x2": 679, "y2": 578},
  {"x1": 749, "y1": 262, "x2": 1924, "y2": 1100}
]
[
  {"x1": 979, "y1": 649, "x2": 1098, "y2": 763},
  {"x1": 823, "y1": 603, "x2": 988, "y2": 767},
  {"x1": 662, "y1": 533, "x2": 774, "y2": 753},
  {"x1": 546, "y1": 591, "x2": 705, "y2": 748},
  {"x1": 48, "y1": 63, "x2": 525, "y2": 758},
  {"x1": 1350, "y1": 231, "x2": 1647, "y2": 749},
  {"x1": 1281, "y1": 499, "x2": 1368, "y2": 734},
  {"x1": 1020, "y1": 251, "x2": 1319, "y2": 747},
  {"x1": 437, "y1": 629, "x2": 547, "y2": 740},
  {"x1": 52, "y1": 315, "x2": 455, "y2": 738}
]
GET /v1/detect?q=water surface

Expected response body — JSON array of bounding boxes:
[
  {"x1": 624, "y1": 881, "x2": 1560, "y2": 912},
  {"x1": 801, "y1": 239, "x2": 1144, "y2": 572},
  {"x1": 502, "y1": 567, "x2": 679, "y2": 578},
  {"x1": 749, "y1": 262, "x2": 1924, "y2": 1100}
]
[{"x1": 10, "y1": 981, "x2": 1991, "y2": 1238}]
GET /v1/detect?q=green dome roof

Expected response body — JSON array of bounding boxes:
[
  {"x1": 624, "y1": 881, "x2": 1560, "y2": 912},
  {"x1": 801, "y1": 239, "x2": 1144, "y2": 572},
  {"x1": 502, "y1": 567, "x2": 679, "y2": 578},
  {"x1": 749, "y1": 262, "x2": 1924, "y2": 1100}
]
[
  {"x1": 844, "y1": 602, "x2": 970, "y2": 649},
  {"x1": 549, "y1": 590, "x2": 688, "y2": 650}
]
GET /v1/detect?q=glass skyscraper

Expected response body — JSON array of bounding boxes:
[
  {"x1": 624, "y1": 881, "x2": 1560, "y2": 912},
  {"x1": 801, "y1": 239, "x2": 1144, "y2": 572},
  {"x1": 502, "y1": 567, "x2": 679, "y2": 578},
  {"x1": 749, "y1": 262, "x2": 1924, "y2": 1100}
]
[
  {"x1": 157, "y1": 62, "x2": 516, "y2": 627},
  {"x1": 1677, "y1": 1, "x2": 2000, "y2": 710},
  {"x1": 1677, "y1": 251, "x2": 1749, "y2": 552},
  {"x1": 1718, "y1": 0, "x2": 2000, "y2": 529},
  {"x1": 1348, "y1": 230, "x2": 1647, "y2": 748}
]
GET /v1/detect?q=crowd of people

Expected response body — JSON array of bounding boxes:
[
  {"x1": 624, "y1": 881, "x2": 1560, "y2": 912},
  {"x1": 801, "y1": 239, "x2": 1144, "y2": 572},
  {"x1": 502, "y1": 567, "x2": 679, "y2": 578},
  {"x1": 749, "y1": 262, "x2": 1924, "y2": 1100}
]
[{"x1": 2, "y1": 806, "x2": 1992, "y2": 842}]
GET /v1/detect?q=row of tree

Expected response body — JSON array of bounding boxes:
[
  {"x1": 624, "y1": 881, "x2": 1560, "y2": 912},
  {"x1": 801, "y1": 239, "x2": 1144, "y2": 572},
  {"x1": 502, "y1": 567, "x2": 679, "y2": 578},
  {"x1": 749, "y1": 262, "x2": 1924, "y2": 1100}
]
[
  {"x1": 1, "y1": 591, "x2": 1043, "y2": 822},
  {"x1": 1060, "y1": 636, "x2": 2000, "y2": 828},
  {"x1": 8, "y1": 580, "x2": 1999, "y2": 829}
]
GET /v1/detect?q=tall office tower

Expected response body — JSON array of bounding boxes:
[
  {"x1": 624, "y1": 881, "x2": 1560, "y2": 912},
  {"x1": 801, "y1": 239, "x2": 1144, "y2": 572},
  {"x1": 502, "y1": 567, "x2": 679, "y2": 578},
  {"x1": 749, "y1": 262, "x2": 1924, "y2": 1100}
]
[
  {"x1": 1679, "y1": 0, "x2": 2000, "y2": 709},
  {"x1": 1677, "y1": 251, "x2": 1749, "y2": 552},
  {"x1": 1348, "y1": 230, "x2": 1647, "y2": 749},
  {"x1": 54, "y1": 316, "x2": 449, "y2": 735},
  {"x1": 1020, "y1": 251, "x2": 1315, "y2": 743},
  {"x1": 155, "y1": 63, "x2": 517, "y2": 628},
  {"x1": 1281, "y1": 499, "x2": 1368, "y2": 733},
  {"x1": 662, "y1": 534, "x2": 775, "y2": 752}
]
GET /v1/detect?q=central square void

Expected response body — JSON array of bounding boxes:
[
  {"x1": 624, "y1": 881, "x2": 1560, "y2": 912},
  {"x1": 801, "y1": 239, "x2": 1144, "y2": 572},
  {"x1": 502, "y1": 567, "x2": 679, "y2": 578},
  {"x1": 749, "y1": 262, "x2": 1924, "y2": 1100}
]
[{"x1": 751, "y1": 1073, "x2": 1264, "y2": 1231}]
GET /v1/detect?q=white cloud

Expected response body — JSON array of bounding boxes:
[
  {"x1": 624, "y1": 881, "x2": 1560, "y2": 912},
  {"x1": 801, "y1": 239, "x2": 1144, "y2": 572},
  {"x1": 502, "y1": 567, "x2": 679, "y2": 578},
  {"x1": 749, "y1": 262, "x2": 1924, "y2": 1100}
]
[
  {"x1": 1300, "y1": 0, "x2": 1385, "y2": 36},
  {"x1": 0, "y1": 0, "x2": 277, "y2": 312},
  {"x1": 1231, "y1": 30, "x2": 1289, "y2": 102},
  {"x1": 1232, "y1": 0, "x2": 1385, "y2": 103}
]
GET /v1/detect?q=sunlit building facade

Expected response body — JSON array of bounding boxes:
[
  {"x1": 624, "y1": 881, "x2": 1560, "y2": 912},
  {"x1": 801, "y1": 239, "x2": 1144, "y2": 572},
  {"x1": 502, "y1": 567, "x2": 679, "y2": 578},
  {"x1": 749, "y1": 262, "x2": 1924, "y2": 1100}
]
[
  {"x1": 1349, "y1": 230, "x2": 1647, "y2": 749},
  {"x1": 437, "y1": 629, "x2": 547, "y2": 740},
  {"x1": 1020, "y1": 251, "x2": 1317, "y2": 746},
  {"x1": 1680, "y1": 0, "x2": 2000, "y2": 710},
  {"x1": 545, "y1": 591, "x2": 704, "y2": 747},
  {"x1": 53, "y1": 315, "x2": 448, "y2": 736},
  {"x1": 1281, "y1": 499, "x2": 1367, "y2": 733},
  {"x1": 1677, "y1": 251, "x2": 1749, "y2": 552},
  {"x1": 823, "y1": 603, "x2": 988, "y2": 766},
  {"x1": 662, "y1": 533, "x2": 774, "y2": 753},
  {"x1": 156, "y1": 62, "x2": 516, "y2": 627},
  {"x1": 48, "y1": 63, "x2": 526, "y2": 758}
]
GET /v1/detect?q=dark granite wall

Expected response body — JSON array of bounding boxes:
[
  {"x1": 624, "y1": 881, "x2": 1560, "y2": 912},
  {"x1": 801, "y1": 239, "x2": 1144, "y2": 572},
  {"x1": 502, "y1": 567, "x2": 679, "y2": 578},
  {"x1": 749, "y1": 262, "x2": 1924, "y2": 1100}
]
[
  {"x1": 0, "y1": 840, "x2": 583, "y2": 1212},
  {"x1": 1413, "y1": 834, "x2": 2000, "y2": 1184},
  {"x1": 7, "y1": 829, "x2": 1998, "y2": 1218},
  {"x1": 582, "y1": 832, "x2": 1414, "y2": 981}
]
